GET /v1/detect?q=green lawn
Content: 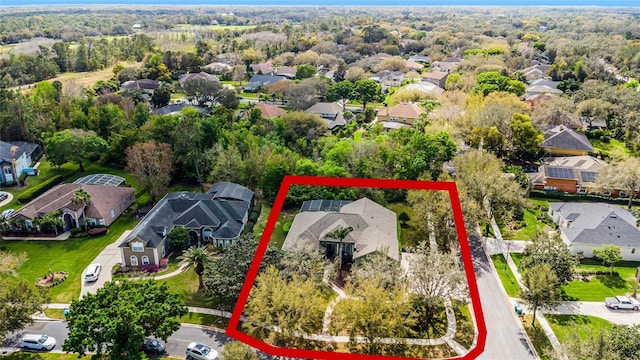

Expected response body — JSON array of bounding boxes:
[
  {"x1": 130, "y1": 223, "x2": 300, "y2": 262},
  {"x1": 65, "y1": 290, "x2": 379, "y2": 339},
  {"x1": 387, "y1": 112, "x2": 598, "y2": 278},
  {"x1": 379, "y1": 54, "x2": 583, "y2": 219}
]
[
  {"x1": 591, "y1": 138, "x2": 631, "y2": 156},
  {"x1": 0, "y1": 214, "x2": 139, "y2": 303},
  {"x1": 386, "y1": 202, "x2": 424, "y2": 250},
  {"x1": 157, "y1": 269, "x2": 217, "y2": 308},
  {"x1": 268, "y1": 209, "x2": 297, "y2": 249},
  {"x1": 500, "y1": 198, "x2": 555, "y2": 240},
  {"x1": 253, "y1": 202, "x2": 271, "y2": 239},
  {"x1": 521, "y1": 314, "x2": 553, "y2": 360},
  {"x1": 453, "y1": 302, "x2": 475, "y2": 349},
  {"x1": 491, "y1": 254, "x2": 520, "y2": 297},
  {"x1": 546, "y1": 314, "x2": 613, "y2": 343},
  {"x1": 179, "y1": 312, "x2": 229, "y2": 328},
  {"x1": 561, "y1": 259, "x2": 640, "y2": 301}
]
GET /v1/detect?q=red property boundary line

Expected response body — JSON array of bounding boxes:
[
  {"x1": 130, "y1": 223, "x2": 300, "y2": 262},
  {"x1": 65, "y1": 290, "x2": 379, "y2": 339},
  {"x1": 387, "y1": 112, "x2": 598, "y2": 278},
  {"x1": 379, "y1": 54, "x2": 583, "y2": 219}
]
[{"x1": 227, "y1": 176, "x2": 487, "y2": 360}]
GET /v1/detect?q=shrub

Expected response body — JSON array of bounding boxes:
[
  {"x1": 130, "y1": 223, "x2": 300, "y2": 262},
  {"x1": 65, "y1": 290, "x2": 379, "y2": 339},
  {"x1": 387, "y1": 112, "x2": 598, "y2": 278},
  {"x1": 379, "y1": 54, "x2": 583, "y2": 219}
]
[
  {"x1": 17, "y1": 175, "x2": 64, "y2": 203},
  {"x1": 159, "y1": 258, "x2": 169, "y2": 268},
  {"x1": 35, "y1": 271, "x2": 69, "y2": 289},
  {"x1": 70, "y1": 227, "x2": 84, "y2": 235},
  {"x1": 141, "y1": 264, "x2": 160, "y2": 273},
  {"x1": 282, "y1": 221, "x2": 292, "y2": 234},
  {"x1": 88, "y1": 227, "x2": 108, "y2": 236}
]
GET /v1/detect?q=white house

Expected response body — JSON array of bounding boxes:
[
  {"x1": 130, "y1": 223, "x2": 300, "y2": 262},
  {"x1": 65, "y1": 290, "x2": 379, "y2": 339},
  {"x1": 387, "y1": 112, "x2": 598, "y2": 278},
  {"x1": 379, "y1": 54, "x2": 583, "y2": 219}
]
[{"x1": 549, "y1": 202, "x2": 640, "y2": 261}]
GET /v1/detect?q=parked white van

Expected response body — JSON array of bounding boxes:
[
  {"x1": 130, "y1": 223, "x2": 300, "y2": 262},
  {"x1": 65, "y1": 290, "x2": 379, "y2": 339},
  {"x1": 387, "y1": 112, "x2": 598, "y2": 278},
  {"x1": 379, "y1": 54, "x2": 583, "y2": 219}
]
[{"x1": 84, "y1": 263, "x2": 102, "y2": 282}]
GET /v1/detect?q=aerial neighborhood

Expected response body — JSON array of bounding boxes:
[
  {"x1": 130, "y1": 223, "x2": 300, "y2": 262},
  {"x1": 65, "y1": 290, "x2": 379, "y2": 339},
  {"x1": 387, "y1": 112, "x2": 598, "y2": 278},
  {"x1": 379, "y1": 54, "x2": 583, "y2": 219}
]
[{"x1": 1, "y1": 4, "x2": 640, "y2": 360}]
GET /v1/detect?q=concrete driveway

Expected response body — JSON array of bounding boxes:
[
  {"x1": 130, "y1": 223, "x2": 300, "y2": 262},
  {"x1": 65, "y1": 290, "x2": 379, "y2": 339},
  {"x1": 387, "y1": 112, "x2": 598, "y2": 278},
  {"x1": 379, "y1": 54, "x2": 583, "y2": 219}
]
[
  {"x1": 541, "y1": 300, "x2": 640, "y2": 326},
  {"x1": 80, "y1": 230, "x2": 131, "y2": 298}
]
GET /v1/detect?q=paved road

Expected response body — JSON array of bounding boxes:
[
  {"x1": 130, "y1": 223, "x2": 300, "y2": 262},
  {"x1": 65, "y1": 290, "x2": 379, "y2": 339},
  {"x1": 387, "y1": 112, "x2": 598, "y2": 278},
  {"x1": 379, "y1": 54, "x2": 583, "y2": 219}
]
[
  {"x1": 2, "y1": 320, "x2": 238, "y2": 358},
  {"x1": 469, "y1": 234, "x2": 537, "y2": 360}
]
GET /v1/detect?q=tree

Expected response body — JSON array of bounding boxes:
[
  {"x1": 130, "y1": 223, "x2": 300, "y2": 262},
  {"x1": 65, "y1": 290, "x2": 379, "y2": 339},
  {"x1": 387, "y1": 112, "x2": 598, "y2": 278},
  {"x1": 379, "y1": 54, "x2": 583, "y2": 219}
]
[
  {"x1": 399, "y1": 211, "x2": 410, "y2": 225},
  {"x1": 220, "y1": 342, "x2": 258, "y2": 360},
  {"x1": 125, "y1": 141, "x2": 174, "y2": 203},
  {"x1": 70, "y1": 188, "x2": 91, "y2": 230},
  {"x1": 218, "y1": 88, "x2": 239, "y2": 109},
  {"x1": 167, "y1": 226, "x2": 190, "y2": 252},
  {"x1": 333, "y1": 59, "x2": 347, "y2": 82},
  {"x1": 243, "y1": 266, "x2": 325, "y2": 348},
  {"x1": 295, "y1": 64, "x2": 316, "y2": 80},
  {"x1": 466, "y1": 126, "x2": 507, "y2": 157},
  {"x1": 203, "y1": 234, "x2": 282, "y2": 310},
  {"x1": 326, "y1": 80, "x2": 354, "y2": 110},
  {"x1": 596, "y1": 157, "x2": 640, "y2": 209},
  {"x1": 178, "y1": 246, "x2": 213, "y2": 291},
  {"x1": 279, "y1": 243, "x2": 327, "y2": 288},
  {"x1": 182, "y1": 79, "x2": 222, "y2": 106},
  {"x1": 324, "y1": 225, "x2": 353, "y2": 270},
  {"x1": 334, "y1": 274, "x2": 415, "y2": 355},
  {"x1": 350, "y1": 251, "x2": 403, "y2": 290},
  {"x1": 0, "y1": 250, "x2": 27, "y2": 276},
  {"x1": 509, "y1": 113, "x2": 543, "y2": 162},
  {"x1": 520, "y1": 230, "x2": 577, "y2": 284},
  {"x1": 352, "y1": 79, "x2": 382, "y2": 111},
  {"x1": 519, "y1": 263, "x2": 561, "y2": 329},
  {"x1": 150, "y1": 85, "x2": 171, "y2": 108},
  {"x1": 593, "y1": 245, "x2": 622, "y2": 276},
  {"x1": 45, "y1": 129, "x2": 108, "y2": 171},
  {"x1": 0, "y1": 280, "x2": 49, "y2": 342},
  {"x1": 472, "y1": 71, "x2": 526, "y2": 97},
  {"x1": 63, "y1": 280, "x2": 187, "y2": 359}
]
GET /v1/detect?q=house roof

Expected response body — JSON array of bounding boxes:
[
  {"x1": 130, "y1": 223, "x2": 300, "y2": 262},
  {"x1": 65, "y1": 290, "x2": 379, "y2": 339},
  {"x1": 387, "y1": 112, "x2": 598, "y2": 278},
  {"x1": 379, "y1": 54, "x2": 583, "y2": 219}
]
[
  {"x1": 304, "y1": 102, "x2": 345, "y2": 130},
  {"x1": 550, "y1": 202, "x2": 640, "y2": 247},
  {"x1": 542, "y1": 125, "x2": 594, "y2": 152},
  {"x1": 407, "y1": 55, "x2": 430, "y2": 64},
  {"x1": 251, "y1": 63, "x2": 274, "y2": 75},
  {"x1": 528, "y1": 156, "x2": 608, "y2": 187},
  {"x1": 283, "y1": 198, "x2": 399, "y2": 260},
  {"x1": 405, "y1": 60, "x2": 424, "y2": 70},
  {"x1": 254, "y1": 102, "x2": 286, "y2": 118},
  {"x1": 377, "y1": 102, "x2": 423, "y2": 119},
  {"x1": 121, "y1": 79, "x2": 161, "y2": 91},
  {"x1": 120, "y1": 182, "x2": 254, "y2": 249},
  {"x1": 202, "y1": 62, "x2": 233, "y2": 73},
  {"x1": 404, "y1": 82, "x2": 445, "y2": 96},
  {"x1": 245, "y1": 75, "x2": 288, "y2": 91},
  {"x1": 0, "y1": 140, "x2": 39, "y2": 163},
  {"x1": 154, "y1": 104, "x2": 209, "y2": 116},
  {"x1": 13, "y1": 183, "x2": 134, "y2": 221},
  {"x1": 178, "y1": 72, "x2": 220, "y2": 86},
  {"x1": 422, "y1": 71, "x2": 449, "y2": 81},
  {"x1": 274, "y1": 66, "x2": 296, "y2": 77}
]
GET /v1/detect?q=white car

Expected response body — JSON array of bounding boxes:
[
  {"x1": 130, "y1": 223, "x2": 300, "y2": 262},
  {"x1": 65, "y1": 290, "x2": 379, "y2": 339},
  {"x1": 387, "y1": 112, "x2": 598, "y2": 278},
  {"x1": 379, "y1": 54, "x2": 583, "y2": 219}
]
[
  {"x1": 20, "y1": 334, "x2": 56, "y2": 351},
  {"x1": 1, "y1": 208, "x2": 14, "y2": 218},
  {"x1": 84, "y1": 263, "x2": 102, "y2": 282},
  {"x1": 605, "y1": 295, "x2": 640, "y2": 310},
  {"x1": 186, "y1": 342, "x2": 219, "y2": 360}
]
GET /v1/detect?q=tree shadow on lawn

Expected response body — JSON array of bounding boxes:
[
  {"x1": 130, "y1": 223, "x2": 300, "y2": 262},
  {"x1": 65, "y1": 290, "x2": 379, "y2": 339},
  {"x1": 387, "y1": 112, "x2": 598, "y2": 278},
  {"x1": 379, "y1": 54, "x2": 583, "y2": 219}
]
[
  {"x1": 548, "y1": 314, "x2": 593, "y2": 327},
  {"x1": 596, "y1": 274, "x2": 628, "y2": 289}
]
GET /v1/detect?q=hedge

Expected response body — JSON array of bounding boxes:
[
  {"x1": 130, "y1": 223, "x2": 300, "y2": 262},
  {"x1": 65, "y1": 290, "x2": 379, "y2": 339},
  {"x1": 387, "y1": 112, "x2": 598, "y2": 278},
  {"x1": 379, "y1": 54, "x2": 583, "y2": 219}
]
[
  {"x1": 17, "y1": 175, "x2": 64, "y2": 203},
  {"x1": 530, "y1": 190, "x2": 640, "y2": 207}
]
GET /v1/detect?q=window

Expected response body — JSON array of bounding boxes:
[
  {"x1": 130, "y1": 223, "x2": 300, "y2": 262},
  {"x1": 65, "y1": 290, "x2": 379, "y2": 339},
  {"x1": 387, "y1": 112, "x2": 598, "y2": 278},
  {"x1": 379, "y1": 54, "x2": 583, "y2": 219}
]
[
  {"x1": 402, "y1": 118, "x2": 407, "y2": 123},
  {"x1": 141, "y1": 256, "x2": 149, "y2": 265},
  {"x1": 3, "y1": 167, "x2": 10, "y2": 175},
  {"x1": 603, "y1": 190, "x2": 612, "y2": 196},
  {"x1": 110, "y1": 209, "x2": 116, "y2": 218},
  {"x1": 130, "y1": 256, "x2": 138, "y2": 266},
  {"x1": 619, "y1": 191, "x2": 627, "y2": 197},
  {"x1": 161, "y1": 246, "x2": 166, "y2": 258},
  {"x1": 131, "y1": 242, "x2": 144, "y2": 252},
  {"x1": 577, "y1": 189, "x2": 587, "y2": 194},
  {"x1": 633, "y1": 248, "x2": 636, "y2": 254},
  {"x1": 389, "y1": 116, "x2": 398, "y2": 122}
]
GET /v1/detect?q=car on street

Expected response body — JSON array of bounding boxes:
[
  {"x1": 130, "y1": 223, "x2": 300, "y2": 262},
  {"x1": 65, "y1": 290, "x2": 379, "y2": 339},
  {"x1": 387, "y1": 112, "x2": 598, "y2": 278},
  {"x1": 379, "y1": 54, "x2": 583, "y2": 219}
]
[
  {"x1": 186, "y1": 342, "x2": 219, "y2": 360},
  {"x1": 605, "y1": 295, "x2": 640, "y2": 310},
  {"x1": 20, "y1": 334, "x2": 56, "y2": 351},
  {"x1": 141, "y1": 338, "x2": 166, "y2": 355}
]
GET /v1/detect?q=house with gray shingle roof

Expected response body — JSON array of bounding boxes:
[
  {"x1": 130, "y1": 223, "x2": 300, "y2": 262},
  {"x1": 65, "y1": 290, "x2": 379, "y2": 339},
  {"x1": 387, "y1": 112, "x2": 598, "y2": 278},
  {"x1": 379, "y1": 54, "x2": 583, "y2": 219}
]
[
  {"x1": 549, "y1": 202, "x2": 640, "y2": 261},
  {"x1": 541, "y1": 125, "x2": 594, "y2": 156},
  {"x1": 283, "y1": 198, "x2": 399, "y2": 263},
  {"x1": 119, "y1": 182, "x2": 254, "y2": 267},
  {"x1": 0, "y1": 140, "x2": 40, "y2": 184}
]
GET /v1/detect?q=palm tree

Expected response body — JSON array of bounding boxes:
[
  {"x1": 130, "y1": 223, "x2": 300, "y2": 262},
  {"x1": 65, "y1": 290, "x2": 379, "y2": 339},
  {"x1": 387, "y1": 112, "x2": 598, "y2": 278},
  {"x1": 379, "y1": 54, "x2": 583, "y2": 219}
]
[
  {"x1": 71, "y1": 188, "x2": 91, "y2": 230},
  {"x1": 178, "y1": 246, "x2": 212, "y2": 291},
  {"x1": 323, "y1": 225, "x2": 354, "y2": 270}
]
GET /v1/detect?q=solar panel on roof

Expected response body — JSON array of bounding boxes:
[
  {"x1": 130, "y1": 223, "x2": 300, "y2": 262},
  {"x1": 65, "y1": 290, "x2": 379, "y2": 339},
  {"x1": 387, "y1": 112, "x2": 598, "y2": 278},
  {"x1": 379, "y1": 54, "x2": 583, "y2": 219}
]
[
  {"x1": 581, "y1": 171, "x2": 598, "y2": 183},
  {"x1": 547, "y1": 167, "x2": 575, "y2": 179}
]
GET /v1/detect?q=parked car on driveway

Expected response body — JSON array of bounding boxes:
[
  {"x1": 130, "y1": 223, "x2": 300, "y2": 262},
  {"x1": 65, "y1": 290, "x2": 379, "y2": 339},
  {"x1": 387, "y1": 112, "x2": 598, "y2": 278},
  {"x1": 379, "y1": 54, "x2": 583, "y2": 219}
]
[
  {"x1": 186, "y1": 342, "x2": 219, "y2": 360},
  {"x1": 1, "y1": 208, "x2": 14, "y2": 218},
  {"x1": 605, "y1": 295, "x2": 640, "y2": 310},
  {"x1": 141, "y1": 338, "x2": 165, "y2": 355},
  {"x1": 84, "y1": 263, "x2": 101, "y2": 282},
  {"x1": 20, "y1": 334, "x2": 56, "y2": 351}
]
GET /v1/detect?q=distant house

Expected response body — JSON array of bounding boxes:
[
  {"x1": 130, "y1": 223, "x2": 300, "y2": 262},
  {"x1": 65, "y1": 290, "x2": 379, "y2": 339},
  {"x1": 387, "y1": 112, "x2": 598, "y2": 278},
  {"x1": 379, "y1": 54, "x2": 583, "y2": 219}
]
[
  {"x1": 405, "y1": 60, "x2": 424, "y2": 72},
  {"x1": 274, "y1": 66, "x2": 297, "y2": 79},
  {"x1": 404, "y1": 82, "x2": 445, "y2": 97},
  {"x1": 527, "y1": 156, "x2": 607, "y2": 194},
  {"x1": 120, "y1": 79, "x2": 161, "y2": 94},
  {"x1": 549, "y1": 202, "x2": 640, "y2": 261},
  {"x1": 202, "y1": 62, "x2": 233, "y2": 74},
  {"x1": 432, "y1": 57, "x2": 461, "y2": 72},
  {"x1": 525, "y1": 78, "x2": 563, "y2": 97},
  {"x1": 0, "y1": 140, "x2": 40, "y2": 184},
  {"x1": 254, "y1": 102, "x2": 286, "y2": 118},
  {"x1": 119, "y1": 182, "x2": 254, "y2": 267},
  {"x1": 370, "y1": 71, "x2": 404, "y2": 87},
  {"x1": 154, "y1": 103, "x2": 210, "y2": 116},
  {"x1": 407, "y1": 55, "x2": 430, "y2": 64},
  {"x1": 250, "y1": 63, "x2": 274, "y2": 75},
  {"x1": 132, "y1": 23, "x2": 142, "y2": 29},
  {"x1": 422, "y1": 71, "x2": 449, "y2": 88},
  {"x1": 283, "y1": 198, "x2": 399, "y2": 263},
  {"x1": 304, "y1": 102, "x2": 348, "y2": 131},
  {"x1": 12, "y1": 183, "x2": 134, "y2": 230},
  {"x1": 522, "y1": 64, "x2": 551, "y2": 81},
  {"x1": 245, "y1": 75, "x2": 288, "y2": 92},
  {"x1": 377, "y1": 102, "x2": 424, "y2": 127},
  {"x1": 178, "y1": 72, "x2": 220, "y2": 87},
  {"x1": 541, "y1": 125, "x2": 594, "y2": 156}
]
